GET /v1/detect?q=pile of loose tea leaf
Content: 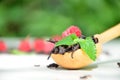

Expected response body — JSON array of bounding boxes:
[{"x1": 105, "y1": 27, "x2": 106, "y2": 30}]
[{"x1": 48, "y1": 35, "x2": 98, "y2": 60}]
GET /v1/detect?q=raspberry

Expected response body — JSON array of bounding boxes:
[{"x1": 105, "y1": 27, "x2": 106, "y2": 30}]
[
  {"x1": 0, "y1": 40, "x2": 7, "y2": 52},
  {"x1": 33, "y1": 39, "x2": 45, "y2": 53},
  {"x1": 18, "y1": 39, "x2": 31, "y2": 52},
  {"x1": 52, "y1": 35, "x2": 62, "y2": 41},
  {"x1": 44, "y1": 41, "x2": 54, "y2": 54},
  {"x1": 62, "y1": 26, "x2": 82, "y2": 37}
]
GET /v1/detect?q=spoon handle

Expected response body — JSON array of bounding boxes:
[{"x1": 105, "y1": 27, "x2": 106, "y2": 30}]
[{"x1": 95, "y1": 23, "x2": 120, "y2": 44}]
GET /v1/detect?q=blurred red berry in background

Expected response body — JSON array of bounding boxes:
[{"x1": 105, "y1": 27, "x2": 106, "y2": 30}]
[
  {"x1": 18, "y1": 39, "x2": 31, "y2": 52},
  {"x1": 33, "y1": 39, "x2": 45, "y2": 53},
  {"x1": 0, "y1": 40, "x2": 7, "y2": 52},
  {"x1": 44, "y1": 41, "x2": 54, "y2": 54}
]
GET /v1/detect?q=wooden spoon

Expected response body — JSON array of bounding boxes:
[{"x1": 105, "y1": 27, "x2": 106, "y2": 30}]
[{"x1": 51, "y1": 23, "x2": 120, "y2": 69}]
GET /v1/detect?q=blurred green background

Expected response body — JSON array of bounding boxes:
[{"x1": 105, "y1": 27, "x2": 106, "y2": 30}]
[{"x1": 0, "y1": 0, "x2": 120, "y2": 37}]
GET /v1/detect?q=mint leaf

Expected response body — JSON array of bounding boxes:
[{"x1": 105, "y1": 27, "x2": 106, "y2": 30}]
[
  {"x1": 55, "y1": 34, "x2": 97, "y2": 61},
  {"x1": 55, "y1": 34, "x2": 78, "y2": 46},
  {"x1": 79, "y1": 37, "x2": 96, "y2": 61}
]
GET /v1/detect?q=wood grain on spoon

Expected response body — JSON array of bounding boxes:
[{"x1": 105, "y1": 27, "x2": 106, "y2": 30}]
[{"x1": 95, "y1": 23, "x2": 120, "y2": 44}]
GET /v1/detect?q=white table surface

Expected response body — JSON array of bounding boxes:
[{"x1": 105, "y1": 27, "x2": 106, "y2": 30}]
[{"x1": 0, "y1": 38, "x2": 120, "y2": 80}]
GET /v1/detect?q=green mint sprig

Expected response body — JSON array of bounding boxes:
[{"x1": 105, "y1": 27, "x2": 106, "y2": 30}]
[
  {"x1": 55, "y1": 34, "x2": 97, "y2": 61},
  {"x1": 55, "y1": 34, "x2": 78, "y2": 46}
]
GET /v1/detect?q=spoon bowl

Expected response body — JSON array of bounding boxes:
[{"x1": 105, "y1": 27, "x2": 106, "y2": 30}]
[{"x1": 51, "y1": 43, "x2": 102, "y2": 69}]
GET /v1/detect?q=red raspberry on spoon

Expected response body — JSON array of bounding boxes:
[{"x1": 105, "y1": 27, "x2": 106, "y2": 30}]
[
  {"x1": 62, "y1": 26, "x2": 82, "y2": 37},
  {"x1": 52, "y1": 35, "x2": 62, "y2": 42}
]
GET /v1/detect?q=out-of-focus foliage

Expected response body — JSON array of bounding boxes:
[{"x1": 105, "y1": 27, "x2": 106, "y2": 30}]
[{"x1": 0, "y1": 0, "x2": 120, "y2": 37}]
